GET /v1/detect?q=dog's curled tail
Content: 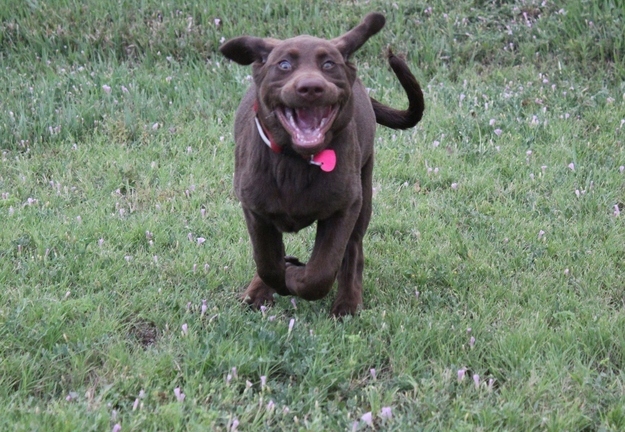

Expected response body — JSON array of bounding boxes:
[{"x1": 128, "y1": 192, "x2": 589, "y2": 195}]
[{"x1": 370, "y1": 49, "x2": 424, "y2": 129}]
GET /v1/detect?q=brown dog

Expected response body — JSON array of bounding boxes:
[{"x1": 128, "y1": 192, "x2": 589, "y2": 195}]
[{"x1": 220, "y1": 13, "x2": 424, "y2": 317}]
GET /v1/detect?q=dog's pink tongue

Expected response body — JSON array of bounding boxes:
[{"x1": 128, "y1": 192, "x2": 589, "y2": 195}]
[{"x1": 296, "y1": 107, "x2": 327, "y2": 131}]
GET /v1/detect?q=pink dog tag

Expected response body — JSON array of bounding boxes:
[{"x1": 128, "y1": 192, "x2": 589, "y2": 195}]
[{"x1": 311, "y1": 149, "x2": 336, "y2": 172}]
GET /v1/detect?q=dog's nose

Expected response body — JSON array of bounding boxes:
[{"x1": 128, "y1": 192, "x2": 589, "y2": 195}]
[{"x1": 295, "y1": 77, "x2": 325, "y2": 100}]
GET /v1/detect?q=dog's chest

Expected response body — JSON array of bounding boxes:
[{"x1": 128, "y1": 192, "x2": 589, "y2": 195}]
[{"x1": 237, "y1": 163, "x2": 359, "y2": 233}]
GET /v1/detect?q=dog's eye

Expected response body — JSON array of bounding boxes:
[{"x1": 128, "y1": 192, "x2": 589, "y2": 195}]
[
  {"x1": 278, "y1": 60, "x2": 292, "y2": 71},
  {"x1": 322, "y1": 60, "x2": 335, "y2": 70}
]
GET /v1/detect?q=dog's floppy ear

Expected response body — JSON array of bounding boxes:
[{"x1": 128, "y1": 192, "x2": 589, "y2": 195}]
[
  {"x1": 332, "y1": 13, "x2": 385, "y2": 60},
  {"x1": 219, "y1": 36, "x2": 278, "y2": 65}
]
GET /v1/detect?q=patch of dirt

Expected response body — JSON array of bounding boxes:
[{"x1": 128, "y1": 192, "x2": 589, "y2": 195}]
[{"x1": 127, "y1": 318, "x2": 159, "y2": 348}]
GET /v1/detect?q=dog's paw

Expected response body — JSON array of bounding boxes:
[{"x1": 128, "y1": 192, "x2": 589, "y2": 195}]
[
  {"x1": 285, "y1": 255, "x2": 305, "y2": 266},
  {"x1": 330, "y1": 295, "x2": 362, "y2": 318},
  {"x1": 241, "y1": 274, "x2": 277, "y2": 309}
]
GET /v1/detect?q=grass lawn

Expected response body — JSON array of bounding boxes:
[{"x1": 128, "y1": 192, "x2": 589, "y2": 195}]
[{"x1": 2, "y1": 0, "x2": 625, "y2": 430}]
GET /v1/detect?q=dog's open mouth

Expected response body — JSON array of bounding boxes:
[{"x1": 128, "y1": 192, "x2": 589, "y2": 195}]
[{"x1": 276, "y1": 105, "x2": 338, "y2": 148}]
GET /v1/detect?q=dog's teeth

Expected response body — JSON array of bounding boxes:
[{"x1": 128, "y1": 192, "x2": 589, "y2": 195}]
[{"x1": 289, "y1": 112, "x2": 300, "y2": 130}]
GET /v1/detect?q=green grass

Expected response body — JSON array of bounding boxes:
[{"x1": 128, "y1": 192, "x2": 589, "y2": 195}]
[{"x1": 2, "y1": 0, "x2": 625, "y2": 430}]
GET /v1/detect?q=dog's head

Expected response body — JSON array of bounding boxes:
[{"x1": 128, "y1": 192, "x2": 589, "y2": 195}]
[{"x1": 220, "y1": 13, "x2": 385, "y2": 156}]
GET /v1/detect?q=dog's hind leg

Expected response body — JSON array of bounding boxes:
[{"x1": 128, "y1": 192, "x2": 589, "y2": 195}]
[{"x1": 331, "y1": 156, "x2": 373, "y2": 317}]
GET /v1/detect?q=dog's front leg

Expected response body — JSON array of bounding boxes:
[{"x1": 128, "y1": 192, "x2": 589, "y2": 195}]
[
  {"x1": 285, "y1": 198, "x2": 362, "y2": 304},
  {"x1": 240, "y1": 208, "x2": 289, "y2": 308}
]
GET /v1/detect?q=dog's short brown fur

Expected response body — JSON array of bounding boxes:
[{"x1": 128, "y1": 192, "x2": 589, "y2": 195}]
[{"x1": 220, "y1": 13, "x2": 424, "y2": 317}]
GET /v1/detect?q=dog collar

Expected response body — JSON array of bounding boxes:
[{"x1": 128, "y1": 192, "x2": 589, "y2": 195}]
[
  {"x1": 253, "y1": 100, "x2": 336, "y2": 172},
  {"x1": 254, "y1": 115, "x2": 282, "y2": 154}
]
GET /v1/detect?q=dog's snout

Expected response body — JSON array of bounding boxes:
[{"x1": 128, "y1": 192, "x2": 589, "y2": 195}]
[{"x1": 295, "y1": 77, "x2": 326, "y2": 100}]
